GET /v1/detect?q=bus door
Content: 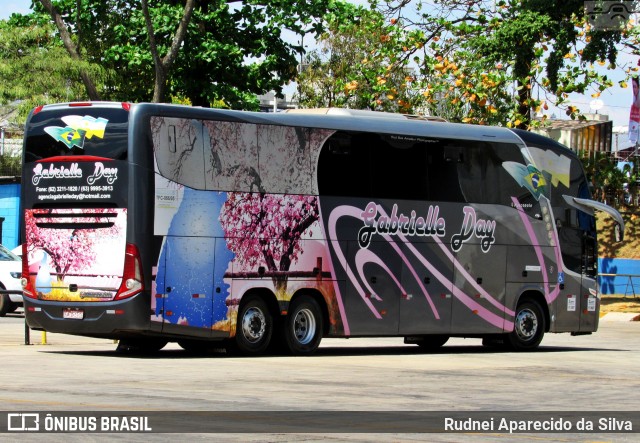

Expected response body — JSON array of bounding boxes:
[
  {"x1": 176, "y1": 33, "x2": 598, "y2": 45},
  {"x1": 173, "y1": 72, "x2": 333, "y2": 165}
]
[
  {"x1": 452, "y1": 245, "x2": 508, "y2": 334},
  {"x1": 557, "y1": 191, "x2": 624, "y2": 332},
  {"x1": 580, "y1": 232, "x2": 599, "y2": 331},
  {"x1": 343, "y1": 239, "x2": 401, "y2": 336},
  {"x1": 157, "y1": 236, "x2": 216, "y2": 336},
  {"x1": 398, "y1": 238, "x2": 453, "y2": 335},
  {"x1": 554, "y1": 205, "x2": 592, "y2": 331}
]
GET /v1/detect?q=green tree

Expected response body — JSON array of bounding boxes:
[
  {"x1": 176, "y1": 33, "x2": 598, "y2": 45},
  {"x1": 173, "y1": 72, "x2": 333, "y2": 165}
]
[
  {"x1": 375, "y1": 0, "x2": 638, "y2": 127},
  {"x1": 295, "y1": 8, "x2": 426, "y2": 113},
  {"x1": 582, "y1": 152, "x2": 629, "y2": 207},
  {"x1": 34, "y1": 0, "x2": 352, "y2": 107},
  {"x1": 0, "y1": 13, "x2": 103, "y2": 123}
]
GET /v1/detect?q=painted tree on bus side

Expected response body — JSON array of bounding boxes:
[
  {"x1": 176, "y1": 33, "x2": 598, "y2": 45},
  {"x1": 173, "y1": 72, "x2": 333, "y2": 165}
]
[
  {"x1": 24, "y1": 209, "x2": 121, "y2": 281},
  {"x1": 220, "y1": 193, "x2": 319, "y2": 294}
]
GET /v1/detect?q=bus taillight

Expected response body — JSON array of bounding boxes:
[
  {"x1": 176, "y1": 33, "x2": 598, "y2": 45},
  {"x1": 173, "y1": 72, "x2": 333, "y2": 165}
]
[
  {"x1": 21, "y1": 243, "x2": 36, "y2": 299},
  {"x1": 115, "y1": 243, "x2": 144, "y2": 300}
]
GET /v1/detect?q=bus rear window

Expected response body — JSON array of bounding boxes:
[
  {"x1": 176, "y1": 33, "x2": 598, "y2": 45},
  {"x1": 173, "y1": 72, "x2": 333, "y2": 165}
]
[{"x1": 24, "y1": 107, "x2": 129, "y2": 162}]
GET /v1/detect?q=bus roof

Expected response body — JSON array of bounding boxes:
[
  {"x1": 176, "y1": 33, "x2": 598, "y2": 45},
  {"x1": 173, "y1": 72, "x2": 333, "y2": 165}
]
[
  {"x1": 127, "y1": 103, "x2": 525, "y2": 146},
  {"x1": 34, "y1": 102, "x2": 526, "y2": 146},
  {"x1": 284, "y1": 107, "x2": 448, "y2": 122}
]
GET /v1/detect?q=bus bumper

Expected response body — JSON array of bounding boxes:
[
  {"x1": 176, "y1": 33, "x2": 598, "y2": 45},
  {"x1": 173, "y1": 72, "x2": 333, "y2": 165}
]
[{"x1": 23, "y1": 294, "x2": 152, "y2": 338}]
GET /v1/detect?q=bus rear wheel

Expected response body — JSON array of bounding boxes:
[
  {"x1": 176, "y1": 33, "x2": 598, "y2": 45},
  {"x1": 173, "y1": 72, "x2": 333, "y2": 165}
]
[
  {"x1": 507, "y1": 299, "x2": 545, "y2": 351},
  {"x1": 234, "y1": 295, "x2": 273, "y2": 355},
  {"x1": 284, "y1": 296, "x2": 323, "y2": 356}
]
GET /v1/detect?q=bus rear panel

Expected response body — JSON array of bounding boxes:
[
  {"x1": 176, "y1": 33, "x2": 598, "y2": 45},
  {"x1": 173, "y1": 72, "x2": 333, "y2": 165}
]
[{"x1": 21, "y1": 103, "x2": 151, "y2": 337}]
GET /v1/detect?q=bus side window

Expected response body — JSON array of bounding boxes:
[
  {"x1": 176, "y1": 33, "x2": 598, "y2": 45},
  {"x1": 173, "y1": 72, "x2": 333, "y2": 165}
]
[
  {"x1": 203, "y1": 121, "x2": 260, "y2": 193},
  {"x1": 371, "y1": 135, "x2": 429, "y2": 201},
  {"x1": 153, "y1": 117, "x2": 206, "y2": 190},
  {"x1": 428, "y1": 145, "x2": 465, "y2": 203},
  {"x1": 258, "y1": 125, "x2": 312, "y2": 195},
  {"x1": 318, "y1": 132, "x2": 371, "y2": 199}
]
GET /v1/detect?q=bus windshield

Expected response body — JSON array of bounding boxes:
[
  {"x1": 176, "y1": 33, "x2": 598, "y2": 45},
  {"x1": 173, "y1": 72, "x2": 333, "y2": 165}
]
[
  {"x1": 24, "y1": 106, "x2": 129, "y2": 163},
  {"x1": 21, "y1": 103, "x2": 131, "y2": 304}
]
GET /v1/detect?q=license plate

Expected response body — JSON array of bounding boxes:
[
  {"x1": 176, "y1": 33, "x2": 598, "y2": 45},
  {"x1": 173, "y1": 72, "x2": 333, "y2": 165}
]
[{"x1": 63, "y1": 308, "x2": 84, "y2": 320}]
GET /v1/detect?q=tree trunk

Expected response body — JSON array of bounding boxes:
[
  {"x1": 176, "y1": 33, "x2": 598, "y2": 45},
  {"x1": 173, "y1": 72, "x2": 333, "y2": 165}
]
[
  {"x1": 142, "y1": 0, "x2": 196, "y2": 103},
  {"x1": 39, "y1": 0, "x2": 101, "y2": 101}
]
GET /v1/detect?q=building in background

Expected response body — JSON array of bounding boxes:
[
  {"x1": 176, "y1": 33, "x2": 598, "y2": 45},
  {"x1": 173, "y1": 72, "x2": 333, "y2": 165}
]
[
  {"x1": 0, "y1": 110, "x2": 22, "y2": 249},
  {"x1": 532, "y1": 113, "x2": 612, "y2": 155},
  {"x1": 258, "y1": 93, "x2": 298, "y2": 112}
]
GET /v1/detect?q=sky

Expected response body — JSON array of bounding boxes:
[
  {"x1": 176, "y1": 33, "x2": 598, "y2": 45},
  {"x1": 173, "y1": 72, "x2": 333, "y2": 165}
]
[
  {"x1": 2, "y1": 0, "x2": 33, "y2": 18},
  {"x1": 2, "y1": 0, "x2": 637, "y2": 149}
]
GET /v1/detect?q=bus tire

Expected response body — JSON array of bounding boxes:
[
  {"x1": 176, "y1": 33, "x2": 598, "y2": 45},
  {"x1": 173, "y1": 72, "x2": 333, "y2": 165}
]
[
  {"x1": 405, "y1": 335, "x2": 449, "y2": 350},
  {"x1": 116, "y1": 338, "x2": 168, "y2": 354},
  {"x1": 284, "y1": 296, "x2": 323, "y2": 356},
  {"x1": 235, "y1": 295, "x2": 273, "y2": 355},
  {"x1": 418, "y1": 335, "x2": 449, "y2": 350},
  {"x1": 178, "y1": 339, "x2": 220, "y2": 354},
  {"x1": 0, "y1": 294, "x2": 15, "y2": 317},
  {"x1": 507, "y1": 299, "x2": 545, "y2": 351}
]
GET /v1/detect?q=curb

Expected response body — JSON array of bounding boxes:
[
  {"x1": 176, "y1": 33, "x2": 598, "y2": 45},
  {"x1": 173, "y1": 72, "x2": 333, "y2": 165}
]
[{"x1": 600, "y1": 312, "x2": 640, "y2": 322}]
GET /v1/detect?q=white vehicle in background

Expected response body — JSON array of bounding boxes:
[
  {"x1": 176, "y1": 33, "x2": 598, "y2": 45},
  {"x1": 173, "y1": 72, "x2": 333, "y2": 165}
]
[{"x1": 0, "y1": 244, "x2": 23, "y2": 316}]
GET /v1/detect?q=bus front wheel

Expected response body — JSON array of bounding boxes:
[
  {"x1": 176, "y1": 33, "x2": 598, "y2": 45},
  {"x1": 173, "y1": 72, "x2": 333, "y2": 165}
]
[
  {"x1": 284, "y1": 296, "x2": 323, "y2": 355},
  {"x1": 507, "y1": 299, "x2": 545, "y2": 351},
  {"x1": 234, "y1": 295, "x2": 273, "y2": 355}
]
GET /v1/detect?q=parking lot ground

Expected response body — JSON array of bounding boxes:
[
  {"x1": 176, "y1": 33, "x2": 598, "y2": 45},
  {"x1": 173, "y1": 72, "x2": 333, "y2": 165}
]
[{"x1": 0, "y1": 310, "x2": 639, "y2": 442}]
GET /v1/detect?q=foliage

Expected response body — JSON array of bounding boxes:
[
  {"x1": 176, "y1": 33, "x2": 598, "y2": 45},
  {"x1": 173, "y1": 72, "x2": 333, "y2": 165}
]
[
  {"x1": 0, "y1": 12, "x2": 104, "y2": 123},
  {"x1": 29, "y1": 0, "x2": 355, "y2": 107},
  {"x1": 0, "y1": 153, "x2": 21, "y2": 176},
  {"x1": 581, "y1": 151, "x2": 639, "y2": 208},
  {"x1": 366, "y1": 0, "x2": 638, "y2": 127},
  {"x1": 220, "y1": 193, "x2": 319, "y2": 293},
  {"x1": 295, "y1": 8, "x2": 426, "y2": 113}
]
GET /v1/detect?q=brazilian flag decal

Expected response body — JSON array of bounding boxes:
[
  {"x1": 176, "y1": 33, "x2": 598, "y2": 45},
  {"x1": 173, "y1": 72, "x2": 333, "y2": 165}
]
[
  {"x1": 503, "y1": 161, "x2": 549, "y2": 200},
  {"x1": 44, "y1": 115, "x2": 108, "y2": 149}
]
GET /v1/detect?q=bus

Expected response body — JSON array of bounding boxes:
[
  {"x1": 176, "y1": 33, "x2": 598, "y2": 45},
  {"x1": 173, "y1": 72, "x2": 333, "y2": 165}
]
[{"x1": 20, "y1": 102, "x2": 625, "y2": 355}]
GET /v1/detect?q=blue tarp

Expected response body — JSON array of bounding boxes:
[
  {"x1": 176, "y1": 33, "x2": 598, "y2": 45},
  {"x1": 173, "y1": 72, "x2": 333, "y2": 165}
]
[{"x1": 598, "y1": 258, "x2": 640, "y2": 296}]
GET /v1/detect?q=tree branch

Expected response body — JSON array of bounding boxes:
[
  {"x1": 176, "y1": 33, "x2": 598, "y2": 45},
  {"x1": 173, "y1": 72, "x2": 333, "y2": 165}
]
[
  {"x1": 162, "y1": 0, "x2": 196, "y2": 72},
  {"x1": 141, "y1": 0, "x2": 196, "y2": 103},
  {"x1": 39, "y1": 0, "x2": 101, "y2": 100}
]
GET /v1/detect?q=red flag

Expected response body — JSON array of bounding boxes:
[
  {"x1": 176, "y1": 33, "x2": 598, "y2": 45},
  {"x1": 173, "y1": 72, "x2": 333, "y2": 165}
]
[{"x1": 629, "y1": 76, "x2": 640, "y2": 143}]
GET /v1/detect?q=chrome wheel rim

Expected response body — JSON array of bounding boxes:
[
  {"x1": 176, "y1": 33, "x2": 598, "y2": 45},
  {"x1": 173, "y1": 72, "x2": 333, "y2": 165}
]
[
  {"x1": 515, "y1": 308, "x2": 538, "y2": 342},
  {"x1": 242, "y1": 307, "x2": 266, "y2": 343},
  {"x1": 293, "y1": 308, "x2": 316, "y2": 345}
]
